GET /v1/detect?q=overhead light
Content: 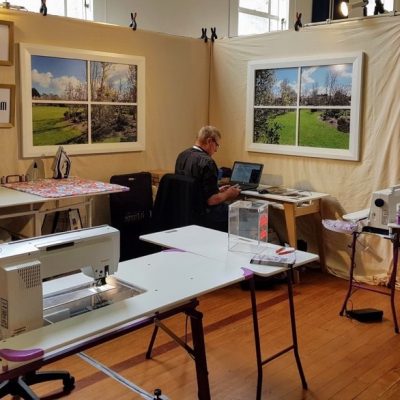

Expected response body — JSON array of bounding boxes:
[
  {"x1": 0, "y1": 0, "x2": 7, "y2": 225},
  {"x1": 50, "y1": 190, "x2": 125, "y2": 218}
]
[{"x1": 339, "y1": 0, "x2": 369, "y2": 17}]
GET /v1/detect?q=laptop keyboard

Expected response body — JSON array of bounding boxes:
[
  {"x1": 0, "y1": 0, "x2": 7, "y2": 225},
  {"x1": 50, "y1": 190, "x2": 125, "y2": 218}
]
[{"x1": 235, "y1": 184, "x2": 258, "y2": 191}]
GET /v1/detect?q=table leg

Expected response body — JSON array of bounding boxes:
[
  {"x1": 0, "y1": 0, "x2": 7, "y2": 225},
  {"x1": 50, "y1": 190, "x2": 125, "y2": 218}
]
[
  {"x1": 314, "y1": 202, "x2": 326, "y2": 271},
  {"x1": 390, "y1": 232, "x2": 399, "y2": 333},
  {"x1": 249, "y1": 276, "x2": 263, "y2": 400},
  {"x1": 249, "y1": 270, "x2": 307, "y2": 399},
  {"x1": 283, "y1": 203, "x2": 297, "y2": 248},
  {"x1": 283, "y1": 203, "x2": 301, "y2": 282},
  {"x1": 339, "y1": 232, "x2": 358, "y2": 316},
  {"x1": 33, "y1": 211, "x2": 41, "y2": 237},
  {"x1": 187, "y1": 308, "x2": 211, "y2": 400},
  {"x1": 86, "y1": 198, "x2": 93, "y2": 227},
  {"x1": 287, "y1": 267, "x2": 308, "y2": 389}
]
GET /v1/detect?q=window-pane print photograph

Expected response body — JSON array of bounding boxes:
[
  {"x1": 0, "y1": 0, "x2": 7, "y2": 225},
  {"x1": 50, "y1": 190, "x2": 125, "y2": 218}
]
[
  {"x1": 91, "y1": 105, "x2": 137, "y2": 143},
  {"x1": 300, "y1": 64, "x2": 352, "y2": 106},
  {"x1": 254, "y1": 67, "x2": 298, "y2": 106},
  {"x1": 32, "y1": 103, "x2": 88, "y2": 146},
  {"x1": 90, "y1": 62, "x2": 137, "y2": 103}
]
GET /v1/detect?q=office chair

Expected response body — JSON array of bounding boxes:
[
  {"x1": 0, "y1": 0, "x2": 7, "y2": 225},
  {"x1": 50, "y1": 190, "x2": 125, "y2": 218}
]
[
  {"x1": 0, "y1": 348, "x2": 75, "y2": 399},
  {"x1": 151, "y1": 173, "x2": 206, "y2": 232},
  {"x1": 110, "y1": 172, "x2": 157, "y2": 261}
]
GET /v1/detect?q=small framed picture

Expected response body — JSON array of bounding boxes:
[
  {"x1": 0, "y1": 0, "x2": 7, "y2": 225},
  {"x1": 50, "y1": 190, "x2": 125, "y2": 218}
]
[
  {"x1": 0, "y1": 84, "x2": 15, "y2": 128},
  {"x1": 0, "y1": 20, "x2": 14, "y2": 66}
]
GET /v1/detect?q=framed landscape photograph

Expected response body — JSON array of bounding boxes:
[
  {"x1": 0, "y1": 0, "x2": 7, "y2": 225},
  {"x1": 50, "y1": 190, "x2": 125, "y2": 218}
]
[
  {"x1": 0, "y1": 20, "x2": 13, "y2": 66},
  {"x1": 19, "y1": 43, "x2": 145, "y2": 157},
  {"x1": 0, "y1": 84, "x2": 15, "y2": 128},
  {"x1": 246, "y1": 53, "x2": 363, "y2": 161}
]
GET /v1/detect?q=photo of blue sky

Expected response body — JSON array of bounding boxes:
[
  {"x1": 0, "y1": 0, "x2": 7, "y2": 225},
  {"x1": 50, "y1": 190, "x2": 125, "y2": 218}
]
[
  {"x1": 31, "y1": 56, "x2": 87, "y2": 99},
  {"x1": 300, "y1": 64, "x2": 353, "y2": 98},
  {"x1": 90, "y1": 62, "x2": 137, "y2": 102},
  {"x1": 271, "y1": 67, "x2": 298, "y2": 97}
]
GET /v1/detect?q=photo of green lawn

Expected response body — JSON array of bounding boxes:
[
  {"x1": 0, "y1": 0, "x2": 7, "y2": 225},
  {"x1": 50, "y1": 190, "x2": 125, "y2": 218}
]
[
  {"x1": 253, "y1": 109, "x2": 349, "y2": 148},
  {"x1": 299, "y1": 109, "x2": 349, "y2": 148},
  {"x1": 32, "y1": 104, "x2": 88, "y2": 146}
]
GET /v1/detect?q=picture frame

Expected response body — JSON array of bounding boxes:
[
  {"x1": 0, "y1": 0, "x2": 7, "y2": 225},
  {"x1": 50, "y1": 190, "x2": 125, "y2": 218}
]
[
  {"x1": 19, "y1": 43, "x2": 145, "y2": 157},
  {"x1": 0, "y1": 20, "x2": 13, "y2": 66},
  {"x1": 0, "y1": 84, "x2": 15, "y2": 128},
  {"x1": 246, "y1": 52, "x2": 363, "y2": 161}
]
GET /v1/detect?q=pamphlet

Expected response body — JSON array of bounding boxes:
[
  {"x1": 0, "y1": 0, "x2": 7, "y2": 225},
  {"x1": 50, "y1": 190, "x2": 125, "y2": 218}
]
[{"x1": 250, "y1": 247, "x2": 296, "y2": 267}]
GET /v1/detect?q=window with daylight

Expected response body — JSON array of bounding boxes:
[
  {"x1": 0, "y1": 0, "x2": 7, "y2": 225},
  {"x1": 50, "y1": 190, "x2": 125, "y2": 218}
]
[
  {"x1": 233, "y1": 0, "x2": 289, "y2": 36},
  {"x1": 10, "y1": 0, "x2": 93, "y2": 20},
  {"x1": 246, "y1": 53, "x2": 363, "y2": 160},
  {"x1": 19, "y1": 44, "x2": 145, "y2": 157}
]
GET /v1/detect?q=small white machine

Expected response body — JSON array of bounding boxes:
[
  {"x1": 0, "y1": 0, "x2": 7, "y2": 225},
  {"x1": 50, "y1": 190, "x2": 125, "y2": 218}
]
[
  {"x1": 0, "y1": 225, "x2": 119, "y2": 338},
  {"x1": 367, "y1": 185, "x2": 400, "y2": 232}
]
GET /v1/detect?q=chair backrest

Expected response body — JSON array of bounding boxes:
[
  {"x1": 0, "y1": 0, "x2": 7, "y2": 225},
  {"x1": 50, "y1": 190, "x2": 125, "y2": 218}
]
[
  {"x1": 110, "y1": 172, "x2": 155, "y2": 260},
  {"x1": 152, "y1": 173, "x2": 205, "y2": 232},
  {"x1": 110, "y1": 172, "x2": 153, "y2": 229}
]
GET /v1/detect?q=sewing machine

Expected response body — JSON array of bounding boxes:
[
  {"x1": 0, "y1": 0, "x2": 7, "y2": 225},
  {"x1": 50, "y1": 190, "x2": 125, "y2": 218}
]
[
  {"x1": 367, "y1": 185, "x2": 400, "y2": 233},
  {"x1": 0, "y1": 225, "x2": 120, "y2": 338}
]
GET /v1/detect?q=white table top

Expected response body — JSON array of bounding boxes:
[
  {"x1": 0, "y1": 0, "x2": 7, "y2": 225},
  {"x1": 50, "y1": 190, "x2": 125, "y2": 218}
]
[
  {"x1": 241, "y1": 186, "x2": 329, "y2": 204},
  {"x1": 140, "y1": 225, "x2": 319, "y2": 276},
  {"x1": 343, "y1": 208, "x2": 370, "y2": 221},
  {"x1": 1, "y1": 225, "x2": 318, "y2": 371},
  {"x1": 0, "y1": 250, "x2": 244, "y2": 369},
  {"x1": 0, "y1": 185, "x2": 52, "y2": 208}
]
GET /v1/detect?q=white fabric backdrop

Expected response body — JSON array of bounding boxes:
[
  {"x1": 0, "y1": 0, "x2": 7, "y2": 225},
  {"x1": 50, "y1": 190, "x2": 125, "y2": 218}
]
[{"x1": 211, "y1": 16, "x2": 400, "y2": 285}]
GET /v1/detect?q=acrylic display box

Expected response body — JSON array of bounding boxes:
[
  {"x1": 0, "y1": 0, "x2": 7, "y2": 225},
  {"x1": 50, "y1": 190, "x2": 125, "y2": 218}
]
[{"x1": 228, "y1": 200, "x2": 268, "y2": 253}]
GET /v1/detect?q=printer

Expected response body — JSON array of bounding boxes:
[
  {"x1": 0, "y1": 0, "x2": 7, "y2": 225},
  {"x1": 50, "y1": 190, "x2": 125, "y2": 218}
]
[{"x1": 0, "y1": 225, "x2": 119, "y2": 338}]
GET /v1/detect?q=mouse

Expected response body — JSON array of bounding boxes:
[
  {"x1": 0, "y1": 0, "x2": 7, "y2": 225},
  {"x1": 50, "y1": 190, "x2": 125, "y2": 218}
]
[{"x1": 257, "y1": 189, "x2": 269, "y2": 194}]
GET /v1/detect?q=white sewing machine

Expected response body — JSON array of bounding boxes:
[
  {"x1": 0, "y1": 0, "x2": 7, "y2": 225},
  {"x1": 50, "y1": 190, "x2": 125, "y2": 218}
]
[
  {"x1": 367, "y1": 185, "x2": 400, "y2": 233},
  {"x1": 0, "y1": 225, "x2": 119, "y2": 338}
]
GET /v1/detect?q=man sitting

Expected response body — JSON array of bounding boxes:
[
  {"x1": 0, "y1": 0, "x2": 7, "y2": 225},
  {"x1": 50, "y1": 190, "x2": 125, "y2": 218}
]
[{"x1": 175, "y1": 126, "x2": 240, "y2": 231}]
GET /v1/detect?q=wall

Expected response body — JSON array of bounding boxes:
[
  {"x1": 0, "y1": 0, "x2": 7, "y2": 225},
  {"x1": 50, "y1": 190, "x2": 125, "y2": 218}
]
[
  {"x1": 210, "y1": 15, "x2": 400, "y2": 281},
  {"x1": 93, "y1": 0, "x2": 231, "y2": 38},
  {"x1": 0, "y1": 9, "x2": 210, "y2": 225},
  {"x1": 92, "y1": 0, "x2": 313, "y2": 38}
]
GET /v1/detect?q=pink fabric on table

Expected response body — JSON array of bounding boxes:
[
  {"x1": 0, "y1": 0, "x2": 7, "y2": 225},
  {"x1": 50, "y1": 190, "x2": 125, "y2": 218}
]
[{"x1": 2, "y1": 177, "x2": 129, "y2": 198}]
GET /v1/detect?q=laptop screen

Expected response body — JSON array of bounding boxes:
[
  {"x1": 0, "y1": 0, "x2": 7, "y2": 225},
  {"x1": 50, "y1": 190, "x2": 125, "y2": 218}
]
[{"x1": 230, "y1": 162, "x2": 264, "y2": 185}]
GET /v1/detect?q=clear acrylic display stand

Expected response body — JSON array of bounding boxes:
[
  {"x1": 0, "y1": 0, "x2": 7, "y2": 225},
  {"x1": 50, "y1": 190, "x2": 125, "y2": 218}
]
[{"x1": 228, "y1": 200, "x2": 268, "y2": 253}]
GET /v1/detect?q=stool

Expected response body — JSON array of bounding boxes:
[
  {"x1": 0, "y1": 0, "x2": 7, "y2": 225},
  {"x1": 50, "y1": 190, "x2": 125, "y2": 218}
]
[{"x1": 0, "y1": 348, "x2": 75, "y2": 400}]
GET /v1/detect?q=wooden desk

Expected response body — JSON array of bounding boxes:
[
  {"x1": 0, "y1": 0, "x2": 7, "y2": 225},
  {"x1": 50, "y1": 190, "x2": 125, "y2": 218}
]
[
  {"x1": 0, "y1": 177, "x2": 127, "y2": 237},
  {"x1": 241, "y1": 188, "x2": 329, "y2": 270}
]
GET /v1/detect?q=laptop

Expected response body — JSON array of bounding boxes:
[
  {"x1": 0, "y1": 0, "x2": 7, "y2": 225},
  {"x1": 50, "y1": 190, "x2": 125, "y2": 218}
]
[{"x1": 229, "y1": 161, "x2": 264, "y2": 191}]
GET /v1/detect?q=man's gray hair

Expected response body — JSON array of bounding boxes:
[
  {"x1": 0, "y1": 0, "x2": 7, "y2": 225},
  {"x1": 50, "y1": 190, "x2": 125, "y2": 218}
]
[{"x1": 197, "y1": 126, "x2": 221, "y2": 144}]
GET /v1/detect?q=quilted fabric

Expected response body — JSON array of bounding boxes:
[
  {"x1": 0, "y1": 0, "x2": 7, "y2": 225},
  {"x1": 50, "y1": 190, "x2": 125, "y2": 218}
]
[{"x1": 322, "y1": 219, "x2": 359, "y2": 234}]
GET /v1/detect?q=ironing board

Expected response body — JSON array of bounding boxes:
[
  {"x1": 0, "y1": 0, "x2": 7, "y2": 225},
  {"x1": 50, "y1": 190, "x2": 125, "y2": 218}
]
[{"x1": 323, "y1": 216, "x2": 399, "y2": 333}]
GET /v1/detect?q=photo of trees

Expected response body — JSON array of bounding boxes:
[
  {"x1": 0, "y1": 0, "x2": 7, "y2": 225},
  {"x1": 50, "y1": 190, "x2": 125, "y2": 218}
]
[
  {"x1": 253, "y1": 63, "x2": 353, "y2": 149},
  {"x1": 31, "y1": 56, "x2": 138, "y2": 146}
]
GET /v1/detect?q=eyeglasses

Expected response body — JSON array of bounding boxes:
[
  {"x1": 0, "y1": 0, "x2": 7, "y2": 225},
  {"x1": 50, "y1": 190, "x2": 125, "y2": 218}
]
[{"x1": 212, "y1": 138, "x2": 220, "y2": 148}]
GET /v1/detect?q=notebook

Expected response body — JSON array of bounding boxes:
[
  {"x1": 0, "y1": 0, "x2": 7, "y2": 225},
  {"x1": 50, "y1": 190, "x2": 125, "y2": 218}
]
[{"x1": 229, "y1": 161, "x2": 264, "y2": 191}]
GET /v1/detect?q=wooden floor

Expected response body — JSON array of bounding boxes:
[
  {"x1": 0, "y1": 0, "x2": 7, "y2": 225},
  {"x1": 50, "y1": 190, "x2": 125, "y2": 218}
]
[{"x1": 6, "y1": 269, "x2": 400, "y2": 400}]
